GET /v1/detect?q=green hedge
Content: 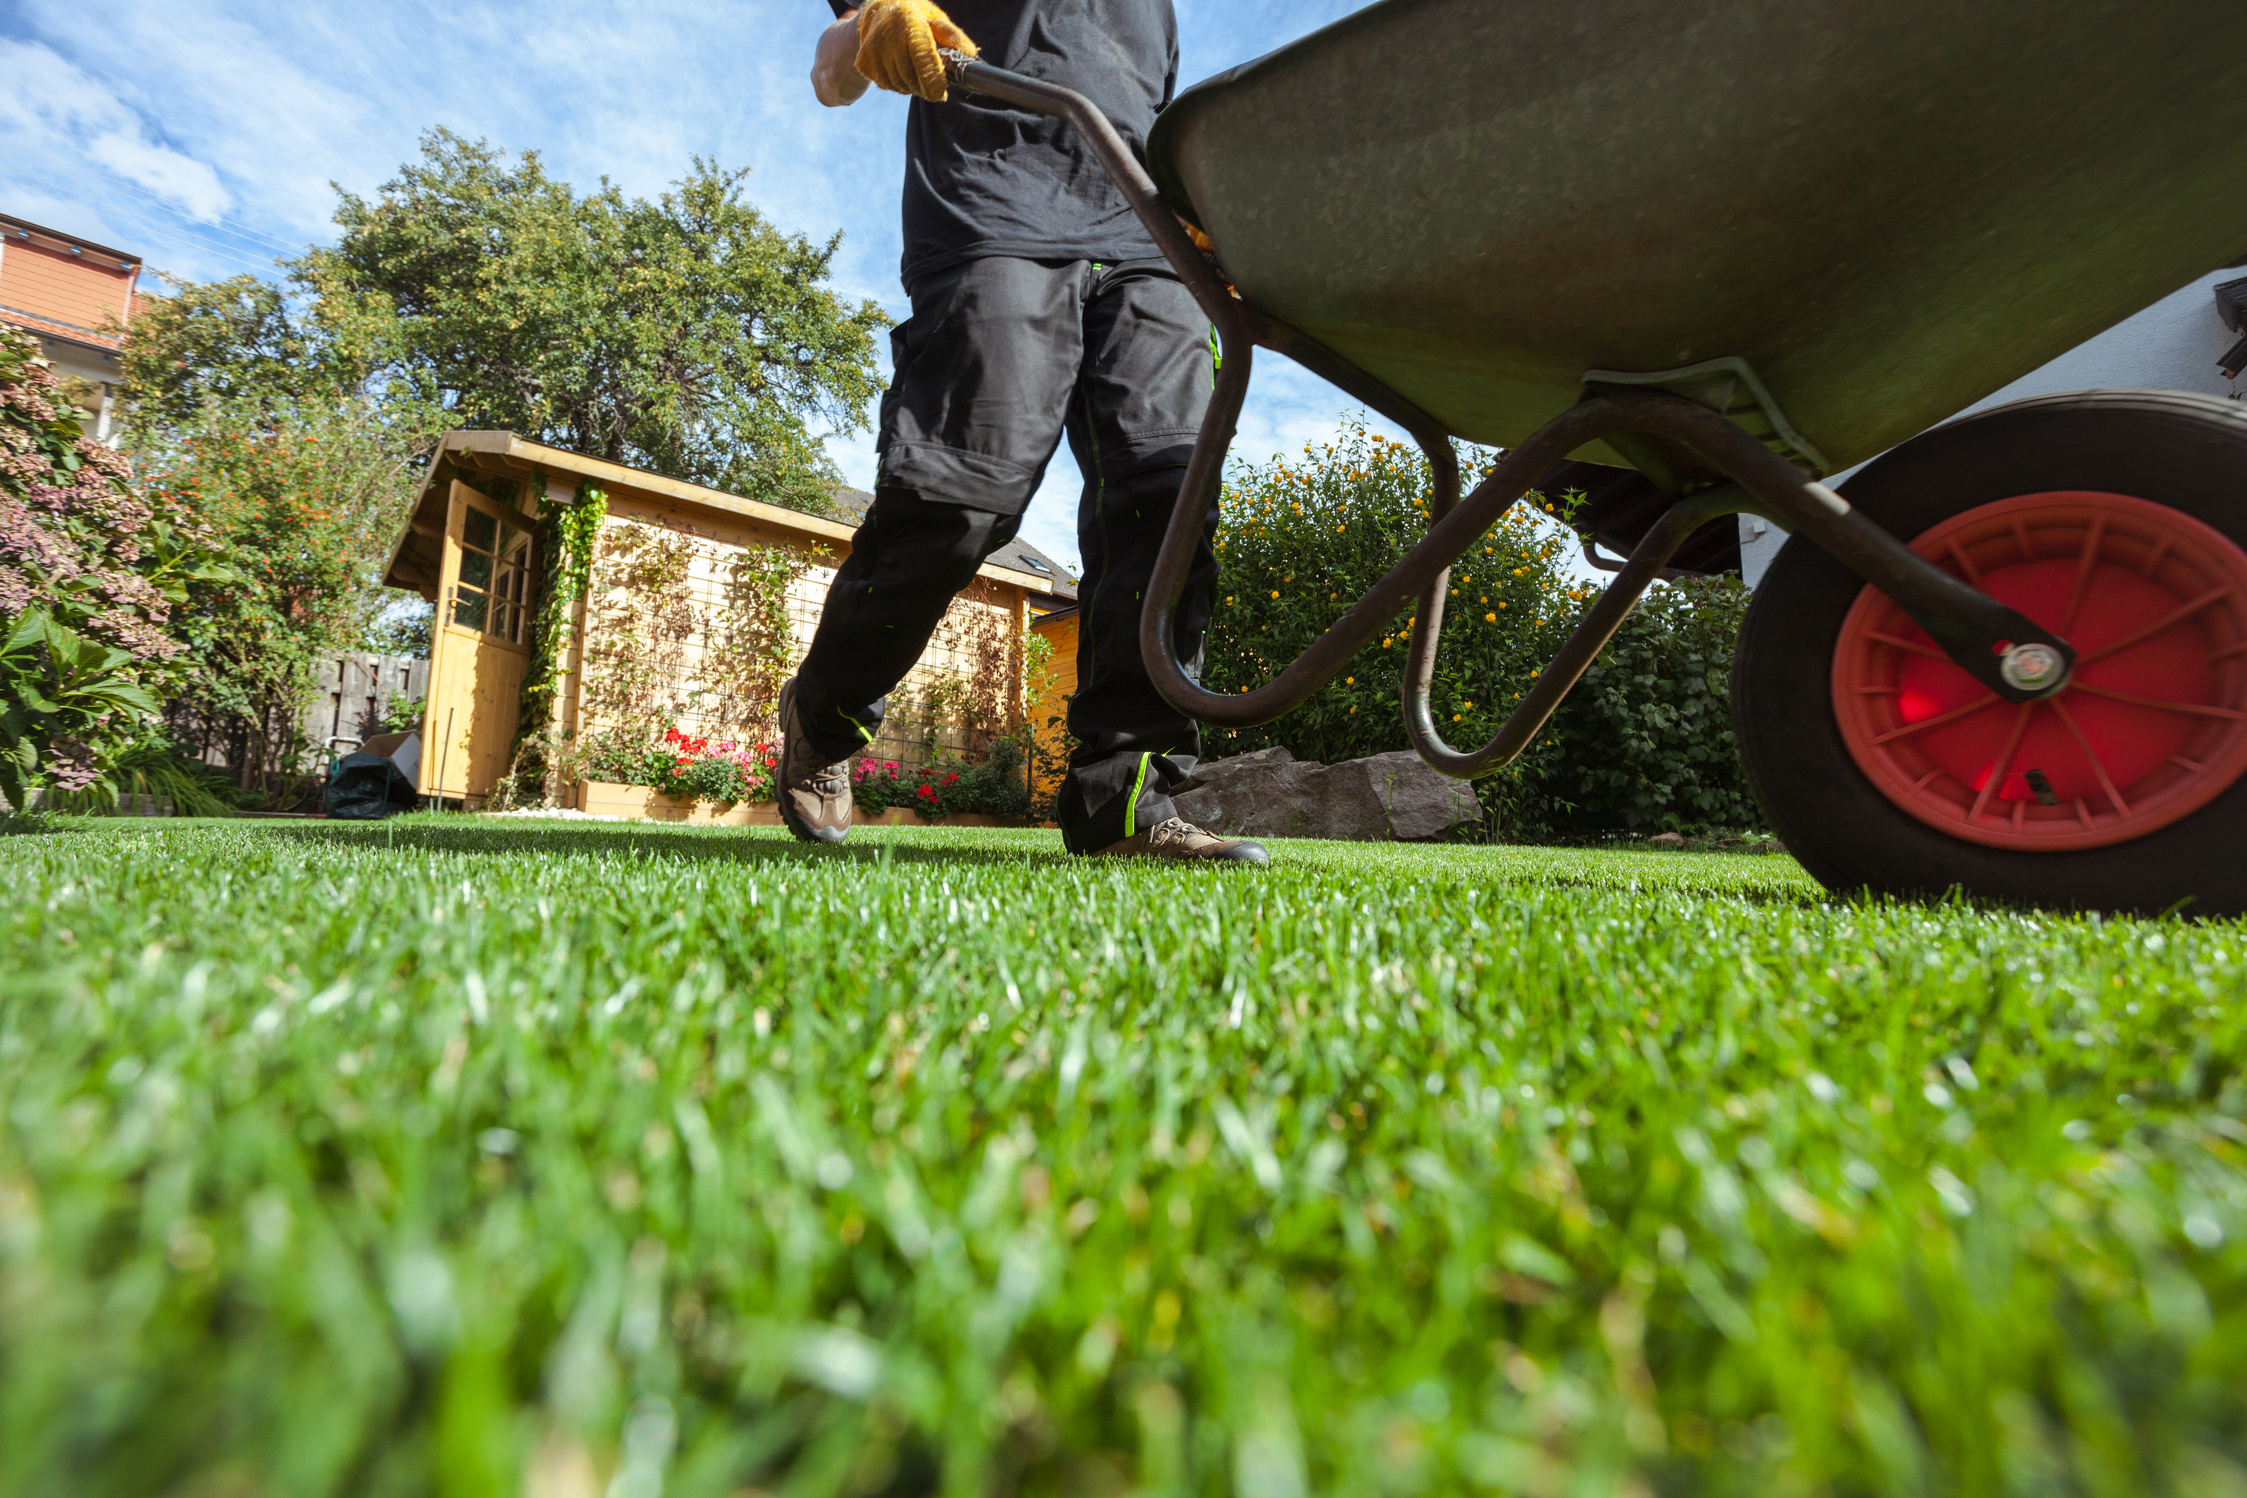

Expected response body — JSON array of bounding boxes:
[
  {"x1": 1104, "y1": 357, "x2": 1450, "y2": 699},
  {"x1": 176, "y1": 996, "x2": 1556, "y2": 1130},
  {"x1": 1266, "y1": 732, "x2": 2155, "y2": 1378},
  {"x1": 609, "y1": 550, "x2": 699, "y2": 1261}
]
[
  {"x1": 1534, "y1": 576, "x2": 1760, "y2": 833},
  {"x1": 1202, "y1": 423, "x2": 1760, "y2": 836}
]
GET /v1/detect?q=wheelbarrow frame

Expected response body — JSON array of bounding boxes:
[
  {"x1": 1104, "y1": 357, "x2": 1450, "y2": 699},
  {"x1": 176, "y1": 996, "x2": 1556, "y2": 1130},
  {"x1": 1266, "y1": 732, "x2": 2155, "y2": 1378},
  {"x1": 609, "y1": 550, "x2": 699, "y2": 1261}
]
[{"x1": 941, "y1": 53, "x2": 2081, "y2": 780}]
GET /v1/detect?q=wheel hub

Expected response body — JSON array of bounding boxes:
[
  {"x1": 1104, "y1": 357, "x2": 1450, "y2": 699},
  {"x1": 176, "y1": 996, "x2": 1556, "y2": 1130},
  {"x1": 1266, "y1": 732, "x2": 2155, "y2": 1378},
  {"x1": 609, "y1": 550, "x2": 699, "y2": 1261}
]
[
  {"x1": 1831, "y1": 491, "x2": 2247, "y2": 851},
  {"x1": 1998, "y1": 641, "x2": 2069, "y2": 695}
]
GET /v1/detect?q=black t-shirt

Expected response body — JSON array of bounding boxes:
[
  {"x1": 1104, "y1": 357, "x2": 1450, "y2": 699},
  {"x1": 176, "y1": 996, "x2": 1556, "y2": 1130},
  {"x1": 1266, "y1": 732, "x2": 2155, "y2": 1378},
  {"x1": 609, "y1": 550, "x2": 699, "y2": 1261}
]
[{"x1": 823, "y1": 0, "x2": 1176, "y2": 287}]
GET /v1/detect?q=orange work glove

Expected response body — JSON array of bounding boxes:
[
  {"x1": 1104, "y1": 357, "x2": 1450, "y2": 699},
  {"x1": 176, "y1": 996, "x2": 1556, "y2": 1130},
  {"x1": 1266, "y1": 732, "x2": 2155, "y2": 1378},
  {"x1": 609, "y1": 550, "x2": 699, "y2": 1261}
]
[{"x1": 856, "y1": 0, "x2": 979, "y2": 103}]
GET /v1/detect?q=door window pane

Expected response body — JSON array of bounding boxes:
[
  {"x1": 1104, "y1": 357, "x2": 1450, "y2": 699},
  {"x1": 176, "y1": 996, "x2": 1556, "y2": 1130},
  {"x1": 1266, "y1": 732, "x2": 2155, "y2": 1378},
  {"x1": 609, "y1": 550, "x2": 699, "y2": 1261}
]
[{"x1": 453, "y1": 499, "x2": 534, "y2": 643}]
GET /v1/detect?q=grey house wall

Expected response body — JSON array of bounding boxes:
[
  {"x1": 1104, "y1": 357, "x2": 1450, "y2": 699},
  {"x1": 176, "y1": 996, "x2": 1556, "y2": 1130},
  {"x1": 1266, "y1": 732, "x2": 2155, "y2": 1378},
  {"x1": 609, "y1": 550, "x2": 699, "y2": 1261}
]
[{"x1": 1740, "y1": 267, "x2": 2246, "y2": 585}]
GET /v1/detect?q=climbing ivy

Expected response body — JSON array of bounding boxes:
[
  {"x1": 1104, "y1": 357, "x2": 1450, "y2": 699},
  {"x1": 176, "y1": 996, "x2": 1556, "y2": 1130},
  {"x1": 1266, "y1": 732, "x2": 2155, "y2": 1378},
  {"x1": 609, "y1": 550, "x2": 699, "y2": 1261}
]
[
  {"x1": 556, "y1": 515, "x2": 818, "y2": 799},
  {"x1": 697, "y1": 543, "x2": 810, "y2": 734},
  {"x1": 495, "y1": 483, "x2": 607, "y2": 808}
]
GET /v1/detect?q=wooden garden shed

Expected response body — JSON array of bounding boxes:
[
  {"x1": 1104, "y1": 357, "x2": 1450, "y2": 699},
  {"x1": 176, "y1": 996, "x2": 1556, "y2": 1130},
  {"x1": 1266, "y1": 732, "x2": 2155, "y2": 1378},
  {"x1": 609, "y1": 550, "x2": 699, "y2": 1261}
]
[{"x1": 381, "y1": 432, "x2": 1061, "y2": 812}]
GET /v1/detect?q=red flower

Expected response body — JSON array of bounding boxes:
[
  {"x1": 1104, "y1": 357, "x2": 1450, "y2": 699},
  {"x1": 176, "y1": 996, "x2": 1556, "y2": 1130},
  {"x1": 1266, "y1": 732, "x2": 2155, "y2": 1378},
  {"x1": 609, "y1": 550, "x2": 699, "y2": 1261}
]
[{"x1": 918, "y1": 784, "x2": 935, "y2": 799}]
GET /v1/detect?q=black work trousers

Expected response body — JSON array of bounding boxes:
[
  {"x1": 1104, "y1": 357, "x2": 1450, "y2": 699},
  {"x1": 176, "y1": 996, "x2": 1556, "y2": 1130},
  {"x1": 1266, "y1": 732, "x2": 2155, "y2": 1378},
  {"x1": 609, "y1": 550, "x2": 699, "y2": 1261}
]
[{"x1": 793, "y1": 255, "x2": 1219, "y2": 852}]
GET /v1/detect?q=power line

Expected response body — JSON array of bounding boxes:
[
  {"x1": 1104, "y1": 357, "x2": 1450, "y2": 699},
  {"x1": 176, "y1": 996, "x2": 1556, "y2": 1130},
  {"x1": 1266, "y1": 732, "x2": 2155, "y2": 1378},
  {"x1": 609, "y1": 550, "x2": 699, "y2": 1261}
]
[
  {"x1": 0, "y1": 159, "x2": 282, "y2": 269},
  {"x1": 0, "y1": 140, "x2": 305, "y2": 257},
  {"x1": 0, "y1": 162, "x2": 281, "y2": 277}
]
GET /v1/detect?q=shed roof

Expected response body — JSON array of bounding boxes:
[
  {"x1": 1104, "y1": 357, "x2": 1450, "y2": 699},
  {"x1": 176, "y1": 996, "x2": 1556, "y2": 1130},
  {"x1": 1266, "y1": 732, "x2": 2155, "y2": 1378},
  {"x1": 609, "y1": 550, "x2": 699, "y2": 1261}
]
[{"x1": 381, "y1": 432, "x2": 1064, "y2": 600}]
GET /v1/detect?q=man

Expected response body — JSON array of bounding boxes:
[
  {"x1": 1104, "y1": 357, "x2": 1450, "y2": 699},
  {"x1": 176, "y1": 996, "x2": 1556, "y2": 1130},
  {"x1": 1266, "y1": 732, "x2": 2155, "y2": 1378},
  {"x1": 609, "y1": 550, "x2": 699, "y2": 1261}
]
[{"x1": 779, "y1": 0, "x2": 1265, "y2": 863}]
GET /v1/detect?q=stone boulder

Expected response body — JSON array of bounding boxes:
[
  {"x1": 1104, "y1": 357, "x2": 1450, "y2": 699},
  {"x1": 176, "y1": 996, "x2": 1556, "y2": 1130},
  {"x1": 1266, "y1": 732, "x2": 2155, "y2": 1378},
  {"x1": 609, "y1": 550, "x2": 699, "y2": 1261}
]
[{"x1": 1172, "y1": 746, "x2": 1482, "y2": 842}]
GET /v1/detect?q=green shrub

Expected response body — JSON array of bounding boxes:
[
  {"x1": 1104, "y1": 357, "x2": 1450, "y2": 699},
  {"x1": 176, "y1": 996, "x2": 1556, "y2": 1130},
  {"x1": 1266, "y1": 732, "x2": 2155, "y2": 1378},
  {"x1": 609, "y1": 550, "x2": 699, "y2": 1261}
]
[
  {"x1": 1203, "y1": 422, "x2": 1583, "y2": 787},
  {"x1": 375, "y1": 691, "x2": 426, "y2": 736},
  {"x1": 38, "y1": 735, "x2": 239, "y2": 818},
  {"x1": 1202, "y1": 419, "x2": 1760, "y2": 837},
  {"x1": 1538, "y1": 575, "x2": 1760, "y2": 833}
]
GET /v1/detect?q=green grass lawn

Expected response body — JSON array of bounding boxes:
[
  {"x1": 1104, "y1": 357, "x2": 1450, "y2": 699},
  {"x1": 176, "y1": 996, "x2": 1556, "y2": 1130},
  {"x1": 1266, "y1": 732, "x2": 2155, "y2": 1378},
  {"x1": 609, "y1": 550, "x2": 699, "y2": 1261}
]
[{"x1": 2, "y1": 817, "x2": 2242, "y2": 1498}]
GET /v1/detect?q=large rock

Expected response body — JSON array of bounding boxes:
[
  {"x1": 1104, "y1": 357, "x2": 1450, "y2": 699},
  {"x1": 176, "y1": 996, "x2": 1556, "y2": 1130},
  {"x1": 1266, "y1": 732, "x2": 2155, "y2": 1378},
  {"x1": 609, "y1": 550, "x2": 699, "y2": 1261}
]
[{"x1": 1173, "y1": 747, "x2": 1481, "y2": 842}]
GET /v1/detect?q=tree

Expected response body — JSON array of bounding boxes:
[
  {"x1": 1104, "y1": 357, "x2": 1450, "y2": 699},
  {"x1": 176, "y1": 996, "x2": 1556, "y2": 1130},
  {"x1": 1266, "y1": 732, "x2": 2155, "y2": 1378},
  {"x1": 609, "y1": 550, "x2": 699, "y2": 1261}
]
[
  {"x1": 119, "y1": 276, "x2": 334, "y2": 432},
  {"x1": 301, "y1": 129, "x2": 887, "y2": 515},
  {"x1": 135, "y1": 396, "x2": 424, "y2": 792},
  {"x1": 126, "y1": 132, "x2": 887, "y2": 517}
]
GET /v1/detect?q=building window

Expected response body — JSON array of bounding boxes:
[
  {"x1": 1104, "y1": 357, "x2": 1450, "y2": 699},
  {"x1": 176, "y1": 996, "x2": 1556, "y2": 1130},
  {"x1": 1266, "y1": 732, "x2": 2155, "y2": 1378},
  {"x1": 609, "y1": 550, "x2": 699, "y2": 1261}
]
[{"x1": 455, "y1": 508, "x2": 534, "y2": 643}]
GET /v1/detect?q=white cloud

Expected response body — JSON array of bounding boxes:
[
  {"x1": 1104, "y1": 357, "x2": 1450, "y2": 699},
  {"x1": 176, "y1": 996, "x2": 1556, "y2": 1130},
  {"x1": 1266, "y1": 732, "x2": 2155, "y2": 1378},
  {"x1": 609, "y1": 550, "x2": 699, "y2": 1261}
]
[
  {"x1": 81, "y1": 130, "x2": 229, "y2": 222},
  {"x1": 0, "y1": 38, "x2": 232, "y2": 224}
]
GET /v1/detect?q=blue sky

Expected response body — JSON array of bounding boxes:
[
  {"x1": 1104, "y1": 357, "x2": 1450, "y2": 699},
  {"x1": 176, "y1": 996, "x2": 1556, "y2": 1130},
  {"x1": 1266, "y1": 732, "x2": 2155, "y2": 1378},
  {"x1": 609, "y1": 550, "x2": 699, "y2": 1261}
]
[{"x1": 0, "y1": 0, "x2": 1401, "y2": 575}]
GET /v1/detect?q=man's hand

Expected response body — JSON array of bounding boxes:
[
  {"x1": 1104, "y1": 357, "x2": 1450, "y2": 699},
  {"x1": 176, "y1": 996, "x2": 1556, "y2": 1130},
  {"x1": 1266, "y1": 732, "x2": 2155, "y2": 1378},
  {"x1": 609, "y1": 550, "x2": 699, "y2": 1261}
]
[
  {"x1": 812, "y1": 10, "x2": 872, "y2": 107},
  {"x1": 854, "y1": 0, "x2": 978, "y2": 103}
]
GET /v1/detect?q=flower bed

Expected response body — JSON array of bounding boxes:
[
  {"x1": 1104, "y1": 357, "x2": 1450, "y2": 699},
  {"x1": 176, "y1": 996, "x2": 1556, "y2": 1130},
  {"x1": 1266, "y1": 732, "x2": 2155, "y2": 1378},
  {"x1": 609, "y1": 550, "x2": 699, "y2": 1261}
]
[
  {"x1": 566, "y1": 725, "x2": 1039, "y2": 825},
  {"x1": 848, "y1": 739, "x2": 1031, "y2": 822}
]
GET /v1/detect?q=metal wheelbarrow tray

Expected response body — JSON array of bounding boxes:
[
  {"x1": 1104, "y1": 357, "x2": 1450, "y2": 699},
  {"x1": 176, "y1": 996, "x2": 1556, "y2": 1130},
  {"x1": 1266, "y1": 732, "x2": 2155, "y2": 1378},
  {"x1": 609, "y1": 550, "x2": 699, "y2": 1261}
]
[{"x1": 942, "y1": 0, "x2": 2247, "y2": 915}]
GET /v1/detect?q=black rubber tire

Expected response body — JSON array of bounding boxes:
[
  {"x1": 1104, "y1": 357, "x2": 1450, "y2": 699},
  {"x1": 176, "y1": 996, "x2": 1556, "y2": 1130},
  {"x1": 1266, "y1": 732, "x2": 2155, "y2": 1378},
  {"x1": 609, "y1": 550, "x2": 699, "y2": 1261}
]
[{"x1": 1734, "y1": 390, "x2": 2247, "y2": 917}]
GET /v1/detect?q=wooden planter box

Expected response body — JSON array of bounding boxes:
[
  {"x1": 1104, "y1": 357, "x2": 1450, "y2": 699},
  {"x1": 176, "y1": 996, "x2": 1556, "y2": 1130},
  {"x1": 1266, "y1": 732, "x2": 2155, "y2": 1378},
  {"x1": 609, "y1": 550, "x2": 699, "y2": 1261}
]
[{"x1": 573, "y1": 781, "x2": 1032, "y2": 828}]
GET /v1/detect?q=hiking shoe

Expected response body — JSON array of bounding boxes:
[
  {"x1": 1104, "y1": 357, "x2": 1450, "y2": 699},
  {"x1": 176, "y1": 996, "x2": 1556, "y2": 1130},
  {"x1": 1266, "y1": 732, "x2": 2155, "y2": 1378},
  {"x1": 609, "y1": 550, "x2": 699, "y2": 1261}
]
[
  {"x1": 776, "y1": 678, "x2": 852, "y2": 844},
  {"x1": 1092, "y1": 816, "x2": 1268, "y2": 864}
]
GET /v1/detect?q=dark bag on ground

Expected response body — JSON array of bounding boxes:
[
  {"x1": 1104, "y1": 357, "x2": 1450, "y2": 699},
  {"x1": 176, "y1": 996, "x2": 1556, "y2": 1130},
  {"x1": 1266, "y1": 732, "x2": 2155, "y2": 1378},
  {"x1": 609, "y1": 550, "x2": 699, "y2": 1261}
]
[{"x1": 327, "y1": 752, "x2": 419, "y2": 820}]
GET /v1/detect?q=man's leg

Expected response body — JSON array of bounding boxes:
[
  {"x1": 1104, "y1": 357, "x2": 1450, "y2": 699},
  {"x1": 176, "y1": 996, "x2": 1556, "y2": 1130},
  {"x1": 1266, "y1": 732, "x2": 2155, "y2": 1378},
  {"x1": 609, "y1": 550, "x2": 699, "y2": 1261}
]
[
  {"x1": 779, "y1": 258, "x2": 1082, "y2": 841},
  {"x1": 1060, "y1": 464, "x2": 1223, "y2": 849},
  {"x1": 792, "y1": 492, "x2": 1023, "y2": 761},
  {"x1": 1055, "y1": 261, "x2": 1260, "y2": 861}
]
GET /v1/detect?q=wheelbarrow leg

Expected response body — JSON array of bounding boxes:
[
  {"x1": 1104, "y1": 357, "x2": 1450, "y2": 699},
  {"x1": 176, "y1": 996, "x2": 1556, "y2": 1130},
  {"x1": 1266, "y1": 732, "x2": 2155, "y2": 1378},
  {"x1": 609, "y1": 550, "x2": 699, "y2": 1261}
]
[{"x1": 1402, "y1": 491, "x2": 1739, "y2": 776}]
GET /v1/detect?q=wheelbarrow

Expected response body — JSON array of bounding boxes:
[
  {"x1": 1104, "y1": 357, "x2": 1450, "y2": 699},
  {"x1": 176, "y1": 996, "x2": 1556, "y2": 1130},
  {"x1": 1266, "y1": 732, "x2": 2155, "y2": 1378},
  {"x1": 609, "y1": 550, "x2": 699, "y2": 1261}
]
[{"x1": 940, "y1": 0, "x2": 2247, "y2": 915}]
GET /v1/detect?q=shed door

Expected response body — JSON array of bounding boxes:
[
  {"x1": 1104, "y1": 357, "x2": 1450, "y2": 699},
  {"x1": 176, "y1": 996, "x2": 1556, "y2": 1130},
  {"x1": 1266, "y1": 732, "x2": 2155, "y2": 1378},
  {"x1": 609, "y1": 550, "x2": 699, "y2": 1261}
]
[{"x1": 420, "y1": 481, "x2": 536, "y2": 803}]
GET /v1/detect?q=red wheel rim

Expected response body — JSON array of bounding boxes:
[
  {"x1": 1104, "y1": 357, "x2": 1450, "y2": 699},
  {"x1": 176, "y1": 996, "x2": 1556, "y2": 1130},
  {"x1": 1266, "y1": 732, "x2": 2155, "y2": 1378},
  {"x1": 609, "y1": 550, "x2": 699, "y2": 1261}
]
[{"x1": 1832, "y1": 491, "x2": 2247, "y2": 851}]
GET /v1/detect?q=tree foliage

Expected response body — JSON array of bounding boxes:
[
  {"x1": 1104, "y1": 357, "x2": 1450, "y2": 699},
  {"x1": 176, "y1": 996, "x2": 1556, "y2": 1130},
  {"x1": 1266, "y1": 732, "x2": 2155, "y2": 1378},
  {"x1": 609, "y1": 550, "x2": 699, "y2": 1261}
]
[
  {"x1": 119, "y1": 276, "x2": 333, "y2": 432},
  {"x1": 133, "y1": 397, "x2": 424, "y2": 792}
]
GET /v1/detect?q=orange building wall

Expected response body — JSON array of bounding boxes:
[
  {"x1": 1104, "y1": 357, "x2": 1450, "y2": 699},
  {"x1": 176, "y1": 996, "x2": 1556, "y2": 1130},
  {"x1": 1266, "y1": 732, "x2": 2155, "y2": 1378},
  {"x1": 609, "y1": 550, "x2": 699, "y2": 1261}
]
[
  {"x1": 0, "y1": 239, "x2": 134, "y2": 339},
  {"x1": 1028, "y1": 610, "x2": 1079, "y2": 800}
]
